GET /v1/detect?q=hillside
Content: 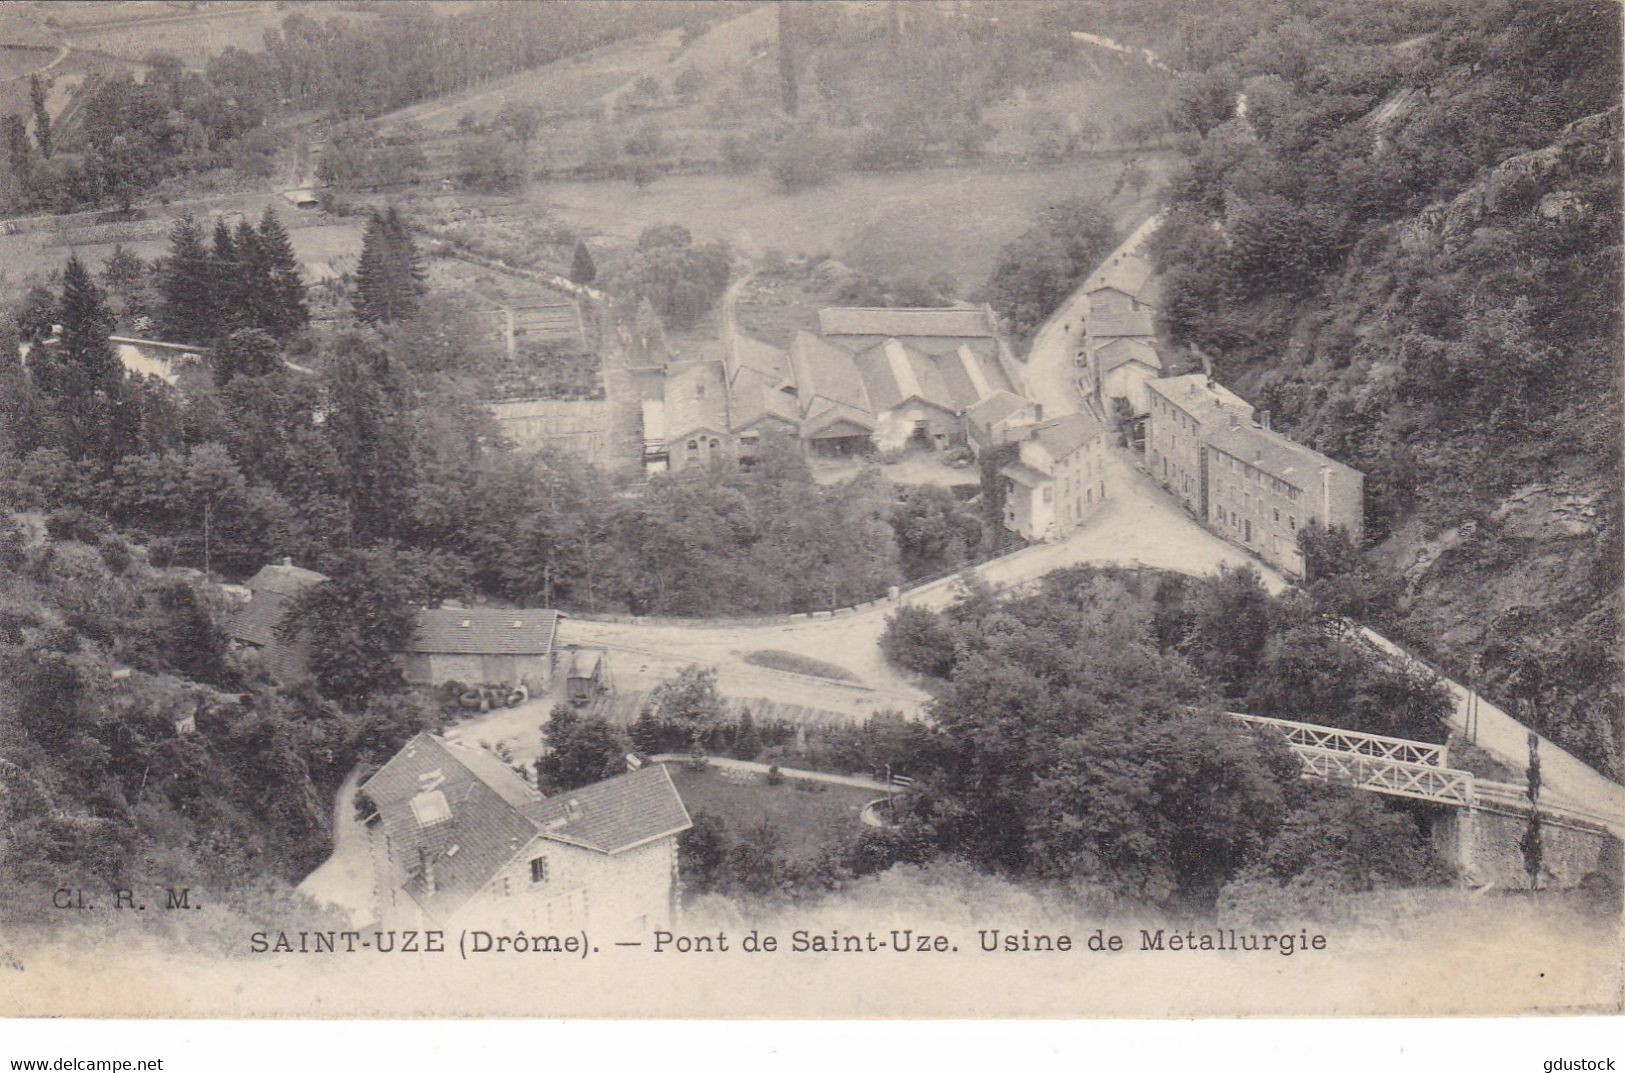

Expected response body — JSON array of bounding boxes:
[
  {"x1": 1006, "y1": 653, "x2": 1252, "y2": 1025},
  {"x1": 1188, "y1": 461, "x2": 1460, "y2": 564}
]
[
  {"x1": 1145, "y1": 0, "x2": 1621, "y2": 776},
  {"x1": 0, "y1": 511, "x2": 434, "y2": 947}
]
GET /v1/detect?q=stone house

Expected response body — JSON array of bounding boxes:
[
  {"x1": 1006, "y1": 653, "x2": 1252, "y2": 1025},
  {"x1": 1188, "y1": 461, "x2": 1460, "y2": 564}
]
[
  {"x1": 1000, "y1": 411, "x2": 1110, "y2": 542},
  {"x1": 1202, "y1": 418, "x2": 1364, "y2": 578},
  {"x1": 661, "y1": 360, "x2": 732, "y2": 474},
  {"x1": 402, "y1": 609, "x2": 564, "y2": 690},
  {"x1": 227, "y1": 560, "x2": 330, "y2": 681},
  {"x1": 360, "y1": 733, "x2": 691, "y2": 933},
  {"x1": 1145, "y1": 374, "x2": 1255, "y2": 517}
]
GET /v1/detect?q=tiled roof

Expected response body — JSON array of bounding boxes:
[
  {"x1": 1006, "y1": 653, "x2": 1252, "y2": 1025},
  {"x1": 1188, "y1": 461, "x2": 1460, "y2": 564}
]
[
  {"x1": 727, "y1": 330, "x2": 791, "y2": 385},
  {"x1": 802, "y1": 399, "x2": 876, "y2": 438},
  {"x1": 1095, "y1": 336, "x2": 1163, "y2": 375},
  {"x1": 1088, "y1": 307, "x2": 1156, "y2": 339},
  {"x1": 966, "y1": 390, "x2": 1031, "y2": 426},
  {"x1": 408, "y1": 609, "x2": 561, "y2": 656},
  {"x1": 729, "y1": 366, "x2": 801, "y2": 431},
  {"x1": 818, "y1": 306, "x2": 993, "y2": 340},
  {"x1": 521, "y1": 765, "x2": 692, "y2": 855},
  {"x1": 1000, "y1": 461, "x2": 1051, "y2": 488},
  {"x1": 1031, "y1": 412, "x2": 1105, "y2": 458},
  {"x1": 663, "y1": 360, "x2": 730, "y2": 439},
  {"x1": 790, "y1": 331, "x2": 868, "y2": 413},
  {"x1": 855, "y1": 338, "x2": 953, "y2": 413},
  {"x1": 1083, "y1": 252, "x2": 1156, "y2": 301},
  {"x1": 244, "y1": 562, "x2": 329, "y2": 599},
  {"x1": 1147, "y1": 374, "x2": 1255, "y2": 424},
  {"x1": 1205, "y1": 422, "x2": 1362, "y2": 487},
  {"x1": 361, "y1": 734, "x2": 691, "y2": 923}
]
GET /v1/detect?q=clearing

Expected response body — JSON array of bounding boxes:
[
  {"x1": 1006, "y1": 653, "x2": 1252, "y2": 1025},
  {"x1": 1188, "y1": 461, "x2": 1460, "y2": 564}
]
[
  {"x1": 665, "y1": 761, "x2": 876, "y2": 862},
  {"x1": 529, "y1": 156, "x2": 1172, "y2": 290}
]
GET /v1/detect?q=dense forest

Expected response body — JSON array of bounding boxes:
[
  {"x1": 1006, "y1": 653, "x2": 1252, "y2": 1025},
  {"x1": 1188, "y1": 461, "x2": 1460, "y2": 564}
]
[{"x1": 1131, "y1": 0, "x2": 1621, "y2": 776}]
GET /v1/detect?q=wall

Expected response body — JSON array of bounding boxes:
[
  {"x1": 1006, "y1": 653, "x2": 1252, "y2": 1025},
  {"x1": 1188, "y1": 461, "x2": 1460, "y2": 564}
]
[
  {"x1": 667, "y1": 429, "x2": 731, "y2": 473},
  {"x1": 1051, "y1": 437, "x2": 1108, "y2": 538},
  {"x1": 1206, "y1": 446, "x2": 1312, "y2": 578},
  {"x1": 1146, "y1": 390, "x2": 1206, "y2": 516},
  {"x1": 461, "y1": 836, "x2": 678, "y2": 933},
  {"x1": 403, "y1": 653, "x2": 551, "y2": 689},
  {"x1": 1432, "y1": 807, "x2": 1621, "y2": 891}
]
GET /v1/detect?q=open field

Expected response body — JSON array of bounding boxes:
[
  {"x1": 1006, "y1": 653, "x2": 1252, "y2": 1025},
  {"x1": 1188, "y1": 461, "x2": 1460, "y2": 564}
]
[
  {"x1": 530, "y1": 156, "x2": 1172, "y2": 290},
  {"x1": 665, "y1": 761, "x2": 875, "y2": 862},
  {"x1": 376, "y1": 32, "x2": 682, "y2": 136},
  {"x1": 0, "y1": 46, "x2": 59, "y2": 81}
]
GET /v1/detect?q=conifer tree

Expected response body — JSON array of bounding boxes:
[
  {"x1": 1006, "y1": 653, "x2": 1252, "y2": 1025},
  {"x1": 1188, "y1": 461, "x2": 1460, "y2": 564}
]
[
  {"x1": 28, "y1": 75, "x2": 50, "y2": 159},
  {"x1": 383, "y1": 206, "x2": 426, "y2": 319},
  {"x1": 570, "y1": 240, "x2": 597, "y2": 285},
  {"x1": 38, "y1": 256, "x2": 124, "y2": 459},
  {"x1": 256, "y1": 207, "x2": 309, "y2": 340},
  {"x1": 211, "y1": 218, "x2": 244, "y2": 335},
  {"x1": 352, "y1": 211, "x2": 392, "y2": 325},
  {"x1": 353, "y1": 207, "x2": 426, "y2": 325},
  {"x1": 157, "y1": 215, "x2": 215, "y2": 345}
]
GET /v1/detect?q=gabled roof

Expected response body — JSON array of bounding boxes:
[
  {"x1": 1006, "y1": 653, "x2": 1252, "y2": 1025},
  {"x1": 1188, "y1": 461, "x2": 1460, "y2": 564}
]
[
  {"x1": 1205, "y1": 421, "x2": 1362, "y2": 487},
  {"x1": 1096, "y1": 336, "x2": 1163, "y2": 375},
  {"x1": 802, "y1": 399, "x2": 877, "y2": 438},
  {"x1": 362, "y1": 734, "x2": 692, "y2": 923},
  {"x1": 818, "y1": 306, "x2": 994, "y2": 340},
  {"x1": 727, "y1": 330, "x2": 791, "y2": 386},
  {"x1": 854, "y1": 337, "x2": 954, "y2": 413},
  {"x1": 1147, "y1": 374, "x2": 1255, "y2": 424},
  {"x1": 1030, "y1": 412, "x2": 1106, "y2": 459},
  {"x1": 1000, "y1": 461, "x2": 1051, "y2": 488},
  {"x1": 663, "y1": 360, "x2": 730, "y2": 440},
  {"x1": 790, "y1": 330, "x2": 868, "y2": 413},
  {"x1": 966, "y1": 389, "x2": 1032, "y2": 426},
  {"x1": 1088, "y1": 307, "x2": 1156, "y2": 339},
  {"x1": 244, "y1": 562, "x2": 329, "y2": 598},
  {"x1": 520, "y1": 765, "x2": 691, "y2": 855},
  {"x1": 566, "y1": 648, "x2": 604, "y2": 679},
  {"x1": 408, "y1": 609, "x2": 562, "y2": 656},
  {"x1": 230, "y1": 563, "x2": 329, "y2": 649},
  {"x1": 728, "y1": 365, "x2": 801, "y2": 431},
  {"x1": 1083, "y1": 252, "x2": 1156, "y2": 302}
]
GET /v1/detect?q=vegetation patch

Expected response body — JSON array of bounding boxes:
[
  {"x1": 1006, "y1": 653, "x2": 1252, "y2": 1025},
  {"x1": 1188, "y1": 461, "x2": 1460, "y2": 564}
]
[
  {"x1": 666, "y1": 762, "x2": 873, "y2": 864},
  {"x1": 742, "y1": 650, "x2": 859, "y2": 683}
]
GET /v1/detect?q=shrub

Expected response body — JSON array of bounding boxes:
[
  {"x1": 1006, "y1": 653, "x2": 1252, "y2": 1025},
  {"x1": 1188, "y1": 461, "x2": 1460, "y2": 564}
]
[
  {"x1": 880, "y1": 606, "x2": 958, "y2": 678},
  {"x1": 766, "y1": 764, "x2": 784, "y2": 786},
  {"x1": 768, "y1": 129, "x2": 839, "y2": 192}
]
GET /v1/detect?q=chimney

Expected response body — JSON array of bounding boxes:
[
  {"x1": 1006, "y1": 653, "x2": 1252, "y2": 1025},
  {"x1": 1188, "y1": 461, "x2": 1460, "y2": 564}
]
[
  {"x1": 1258, "y1": 410, "x2": 1271, "y2": 431},
  {"x1": 1227, "y1": 412, "x2": 1239, "y2": 430},
  {"x1": 418, "y1": 847, "x2": 436, "y2": 895},
  {"x1": 1033, "y1": 403, "x2": 1044, "y2": 421}
]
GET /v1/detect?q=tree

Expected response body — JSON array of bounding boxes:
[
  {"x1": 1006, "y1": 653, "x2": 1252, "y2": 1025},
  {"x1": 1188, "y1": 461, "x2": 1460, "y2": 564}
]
[
  {"x1": 322, "y1": 331, "x2": 417, "y2": 538},
  {"x1": 255, "y1": 207, "x2": 309, "y2": 340},
  {"x1": 641, "y1": 665, "x2": 727, "y2": 747},
  {"x1": 213, "y1": 327, "x2": 282, "y2": 387},
  {"x1": 602, "y1": 224, "x2": 730, "y2": 329},
  {"x1": 536, "y1": 705, "x2": 629, "y2": 793},
  {"x1": 986, "y1": 199, "x2": 1118, "y2": 337},
  {"x1": 3, "y1": 113, "x2": 31, "y2": 183},
  {"x1": 880, "y1": 605, "x2": 957, "y2": 678},
  {"x1": 32, "y1": 256, "x2": 124, "y2": 462},
  {"x1": 285, "y1": 544, "x2": 466, "y2": 708},
  {"x1": 353, "y1": 208, "x2": 426, "y2": 325},
  {"x1": 156, "y1": 215, "x2": 215, "y2": 345},
  {"x1": 454, "y1": 132, "x2": 528, "y2": 193},
  {"x1": 29, "y1": 75, "x2": 50, "y2": 160},
  {"x1": 776, "y1": 2, "x2": 799, "y2": 116},
  {"x1": 890, "y1": 485, "x2": 984, "y2": 579},
  {"x1": 569, "y1": 241, "x2": 597, "y2": 286},
  {"x1": 1183, "y1": 564, "x2": 1272, "y2": 697}
]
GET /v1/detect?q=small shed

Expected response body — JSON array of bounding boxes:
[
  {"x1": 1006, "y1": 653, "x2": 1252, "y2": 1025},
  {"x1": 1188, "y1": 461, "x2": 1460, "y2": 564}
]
[
  {"x1": 402, "y1": 609, "x2": 564, "y2": 690},
  {"x1": 565, "y1": 647, "x2": 610, "y2": 707},
  {"x1": 281, "y1": 188, "x2": 320, "y2": 210}
]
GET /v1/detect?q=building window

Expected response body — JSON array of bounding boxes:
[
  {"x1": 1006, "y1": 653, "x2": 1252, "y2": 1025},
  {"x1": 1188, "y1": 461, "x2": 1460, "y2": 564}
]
[
  {"x1": 1289, "y1": 516, "x2": 1296, "y2": 531},
  {"x1": 709, "y1": 438, "x2": 720, "y2": 449},
  {"x1": 529, "y1": 857, "x2": 549, "y2": 885},
  {"x1": 1273, "y1": 508, "x2": 1280, "y2": 523},
  {"x1": 1042, "y1": 486, "x2": 1054, "y2": 503}
]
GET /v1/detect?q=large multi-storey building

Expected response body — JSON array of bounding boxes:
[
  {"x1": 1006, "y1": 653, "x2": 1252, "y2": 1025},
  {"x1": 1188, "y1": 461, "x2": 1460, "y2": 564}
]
[
  {"x1": 1145, "y1": 374, "x2": 1255, "y2": 517},
  {"x1": 1202, "y1": 419, "x2": 1364, "y2": 578}
]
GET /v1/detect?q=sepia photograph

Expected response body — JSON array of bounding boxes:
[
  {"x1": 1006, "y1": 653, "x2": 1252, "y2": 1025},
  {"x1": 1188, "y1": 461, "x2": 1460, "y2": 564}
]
[{"x1": 0, "y1": 0, "x2": 1619, "y2": 1034}]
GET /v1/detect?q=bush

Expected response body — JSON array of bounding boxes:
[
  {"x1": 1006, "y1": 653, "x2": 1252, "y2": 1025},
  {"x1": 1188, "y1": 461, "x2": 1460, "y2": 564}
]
[
  {"x1": 768, "y1": 129, "x2": 840, "y2": 192},
  {"x1": 766, "y1": 764, "x2": 784, "y2": 786},
  {"x1": 880, "y1": 606, "x2": 958, "y2": 678}
]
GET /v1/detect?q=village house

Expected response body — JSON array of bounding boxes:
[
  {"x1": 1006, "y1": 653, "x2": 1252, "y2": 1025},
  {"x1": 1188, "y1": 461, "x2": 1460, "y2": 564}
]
[
  {"x1": 1080, "y1": 249, "x2": 1163, "y2": 420},
  {"x1": 360, "y1": 733, "x2": 691, "y2": 932},
  {"x1": 660, "y1": 360, "x2": 732, "y2": 473},
  {"x1": 402, "y1": 609, "x2": 564, "y2": 691},
  {"x1": 1145, "y1": 374, "x2": 1256, "y2": 518},
  {"x1": 230, "y1": 561, "x2": 565, "y2": 688},
  {"x1": 227, "y1": 559, "x2": 329, "y2": 680},
  {"x1": 964, "y1": 390, "x2": 1041, "y2": 456},
  {"x1": 1202, "y1": 417, "x2": 1364, "y2": 578},
  {"x1": 1000, "y1": 411, "x2": 1110, "y2": 542}
]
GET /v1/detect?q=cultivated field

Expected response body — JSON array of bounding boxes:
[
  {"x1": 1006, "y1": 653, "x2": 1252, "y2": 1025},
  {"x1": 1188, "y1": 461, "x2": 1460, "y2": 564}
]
[{"x1": 530, "y1": 155, "x2": 1173, "y2": 291}]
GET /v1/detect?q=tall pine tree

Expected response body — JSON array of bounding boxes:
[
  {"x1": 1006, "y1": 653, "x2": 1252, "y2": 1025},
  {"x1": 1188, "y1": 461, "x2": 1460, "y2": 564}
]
[
  {"x1": 37, "y1": 256, "x2": 125, "y2": 460},
  {"x1": 211, "y1": 218, "x2": 244, "y2": 335},
  {"x1": 28, "y1": 75, "x2": 50, "y2": 160},
  {"x1": 256, "y1": 207, "x2": 309, "y2": 340},
  {"x1": 353, "y1": 207, "x2": 426, "y2": 324},
  {"x1": 570, "y1": 240, "x2": 597, "y2": 285},
  {"x1": 157, "y1": 215, "x2": 215, "y2": 345}
]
